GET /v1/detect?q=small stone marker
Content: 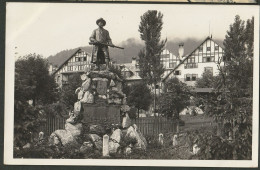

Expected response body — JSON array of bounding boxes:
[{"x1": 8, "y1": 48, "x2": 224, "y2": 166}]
[
  {"x1": 103, "y1": 134, "x2": 109, "y2": 157},
  {"x1": 159, "y1": 133, "x2": 164, "y2": 145},
  {"x1": 192, "y1": 144, "x2": 200, "y2": 155},
  {"x1": 172, "y1": 134, "x2": 178, "y2": 147}
]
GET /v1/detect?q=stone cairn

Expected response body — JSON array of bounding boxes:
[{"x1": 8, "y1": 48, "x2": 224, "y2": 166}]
[{"x1": 49, "y1": 65, "x2": 147, "y2": 157}]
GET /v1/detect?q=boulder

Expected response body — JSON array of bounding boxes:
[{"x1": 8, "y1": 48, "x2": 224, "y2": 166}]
[
  {"x1": 81, "y1": 74, "x2": 87, "y2": 81},
  {"x1": 88, "y1": 134, "x2": 103, "y2": 151},
  {"x1": 89, "y1": 125, "x2": 105, "y2": 136},
  {"x1": 49, "y1": 133, "x2": 61, "y2": 146},
  {"x1": 125, "y1": 125, "x2": 147, "y2": 150},
  {"x1": 75, "y1": 87, "x2": 81, "y2": 94},
  {"x1": 82, "y1": 78, "x2": 91, "y2": 92},
  {"x1": 22, "y1": 143, "x2": 31, "y2": 149},
  {"x1": 80, "y1": 141, "x2": 94, "y2": 153},
  {"x1": 80, "y1": 91, "x2": 94, "y2": 103},
  {"x1": 50, "y1": 129, "x2": 78, "y2": 147},
  {"x1": 110, "y1": 80, "x2": 115, "y2": 87},
  {"x1": 124, "y1": 145, "x2": 132, "y2": 155},
  {"x1": 121, "y1": 105, "x2": 130, "y2": 112},
  {"x1": 109, "y1": 129, "x2": 122, "y2": 154},
  {"x1": 78, "y1": 90, "x2": 84, "y2": 100},
  {"x1": 65, "y1": 122, "x2": 83, "y2": 137},
  {"x1": 74, "y1": 101, "x2": 81, "y2": 112},
  {"x1": 122, "y1": 113, "x2": 131, "y2": 128},
  {"x1": 49, "y1": 122, "x2": 82, "y2": 147}
]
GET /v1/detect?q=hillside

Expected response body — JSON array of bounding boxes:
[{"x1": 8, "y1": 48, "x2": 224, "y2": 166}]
[{"x1": 47, "y1": 37, "x2": 223, "y2": 67}]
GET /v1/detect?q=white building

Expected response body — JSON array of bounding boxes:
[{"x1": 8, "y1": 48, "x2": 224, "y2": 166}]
[
  {"x1": 118, "y1": 57, "x2": 142, "y2": 86},
  {"x1": 162, "y1": 36, "x2": 225, "y2": 86}
]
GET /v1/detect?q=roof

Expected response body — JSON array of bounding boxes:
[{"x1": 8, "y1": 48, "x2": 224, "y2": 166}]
[
  {"x1": 162, "y1": 36, "x2": 224, "y2": 82},
  {"x1": 52, "y1": 48, "x2": 90, "y2": 75}
]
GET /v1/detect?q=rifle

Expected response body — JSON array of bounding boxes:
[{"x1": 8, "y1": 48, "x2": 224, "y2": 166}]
[{"x1": 89, "y1": 42, "x2": 124, "y2": 49}]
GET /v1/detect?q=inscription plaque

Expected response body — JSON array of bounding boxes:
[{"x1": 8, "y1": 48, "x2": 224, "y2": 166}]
[{"x1": 82, "y1": 104, "x2": 121, "y2": 126}]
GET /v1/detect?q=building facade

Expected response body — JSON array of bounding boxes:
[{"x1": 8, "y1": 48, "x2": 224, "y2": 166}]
[
  {"x1": 118, "y1": 57, "x2": 142, "y2": 86},
  {"x1": 162, "y1": 36, "x2": 225, "y2": 86},
  {"x1": 52, "y1": 48, "x2": 92, "y2": 87}
]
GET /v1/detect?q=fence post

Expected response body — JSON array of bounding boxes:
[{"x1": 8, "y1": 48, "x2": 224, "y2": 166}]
[
  {"x1": 159, "y1": 133, "x2": 164, "y2": 145},
  {"x1": 103, "y1": 134, "x2": 109, "y2": 157},
  {"x1": 176, "y1": 120, "x2": 180, "y2": 134}
]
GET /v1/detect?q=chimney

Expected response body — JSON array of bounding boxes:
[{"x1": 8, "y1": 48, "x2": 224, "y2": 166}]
[
  {"x1": 48, "y1": 64, "x2": 53, "y2": 75},
  {"x1": 132, "y1": 57, "x2": 136, "y2": 65},
  {"x1": 178, "y1": 43, "x2": 184, "y2": 60}
]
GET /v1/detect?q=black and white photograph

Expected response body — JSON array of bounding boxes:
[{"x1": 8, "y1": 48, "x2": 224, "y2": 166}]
[{"x1": 4, "y1": 2, "x2": 259, "y2": 167}]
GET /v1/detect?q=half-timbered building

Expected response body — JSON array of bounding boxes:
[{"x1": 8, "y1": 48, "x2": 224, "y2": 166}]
[
  {"x1": 162, "y1": 36, "x2": 225, "y2": 87},
  {"x1": 52, "y1": 48, "x2": 92, "y2": 88}
]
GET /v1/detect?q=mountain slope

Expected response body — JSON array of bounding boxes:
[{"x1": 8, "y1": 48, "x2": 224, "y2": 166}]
[{"x1": 47, "y1": 37, "x2": 223, "y2": 67}]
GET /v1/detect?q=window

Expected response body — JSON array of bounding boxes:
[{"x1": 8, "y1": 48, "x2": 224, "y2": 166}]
[
  {"x1": 207, "y1": 47, "x2": 211, "y2": 51},
  {"x1": 185, "y1": 74, "x2": 191, "y2": 81},
  {"x1": 215, "y1": 46, "x2": 219, "y2": 51},
  {"x1": 199, "y1": 46, "x2": 203, "y2": 52},
  {"x1": 192, "y1": 74, "x2": 198, "y2": 81},
  {"x1": 68, "y1": 66, "x2": 73, "y2": 71},
  {"x1": 187, "y1": 57, "x2": 195, "y2": 63},
  {"x1": 204, "y1": 67, "x2": 213, "y2": 74},
  {"x1": 78, "y1": 65, "x2": 84, "y2": 70},
  {"x1": 184, "y1": 63, "x2": 198, "y2": 69},
  {"x1": 202, "y1": 56, "x2": 215, "y2": 62},
  {"x1": 169, "y1": 62, "x2": 177, "y2": 68},
  {"x1": 174, "y1": 70, "x2": 181, "y2": 75},
  {"x1": 83, "y1": 57, "x2": 87, "y2": 61}
]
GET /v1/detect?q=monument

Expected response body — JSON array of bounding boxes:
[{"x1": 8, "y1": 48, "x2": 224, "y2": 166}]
[{"x1": 49, "y1": 18, "x2": 147, "y2": 156}]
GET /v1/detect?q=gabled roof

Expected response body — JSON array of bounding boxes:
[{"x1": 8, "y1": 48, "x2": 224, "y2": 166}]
[
  {"x1": 52, "y1": 48, "x2": 90, "y2": 75},
  {"x1": 162, "y1": 36, "x2": 224, "y2": 82}
]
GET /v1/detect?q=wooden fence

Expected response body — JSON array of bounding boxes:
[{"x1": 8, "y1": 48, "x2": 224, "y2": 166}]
[
  {"x1": 132, "y1": 117, "x2": 178, "y2": 136},
  {"x1": 39, "y1": 116, "x2": 67, "y2": 136},
  {"x1": 39, "y1": 116, "x2": 178, "y2": 137}
]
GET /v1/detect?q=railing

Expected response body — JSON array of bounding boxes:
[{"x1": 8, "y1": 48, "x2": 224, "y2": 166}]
[
  {"x1": 132, "y1": 117, "x2": 178, "y2": 136},
  {"x1": 39, "y1": 116, "x2": 178, "y2": 137},
  {"x1": 38, "y1": 116, "x2": 67, "y2": 136}
]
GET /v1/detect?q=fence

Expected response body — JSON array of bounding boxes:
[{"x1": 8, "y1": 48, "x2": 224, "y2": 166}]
[
  {"x1": 132, "y1": 117, "x2": 178, "y2": 136},
  {"x1": 39, "y1": 116, "x2": 67, "y2": 136},
  {"x1": 39, "y1": 116, "x2": 178, "y2": 137}
]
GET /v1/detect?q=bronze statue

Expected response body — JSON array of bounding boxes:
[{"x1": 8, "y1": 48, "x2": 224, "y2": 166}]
[{"x1": 89, "y1": 18, "x2": 123, "y2": 69}]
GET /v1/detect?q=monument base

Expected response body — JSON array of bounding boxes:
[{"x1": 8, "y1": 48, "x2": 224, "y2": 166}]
[{"x1": 82, "y1": 103, "x2": 121, "y2": 127}]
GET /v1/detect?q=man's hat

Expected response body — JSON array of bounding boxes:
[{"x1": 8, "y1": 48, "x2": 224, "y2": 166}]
[{"x1": 96, "y1": 18, "x2": 106, "y2": 26}]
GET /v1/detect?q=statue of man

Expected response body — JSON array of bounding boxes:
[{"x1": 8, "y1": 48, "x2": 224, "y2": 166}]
[{"x1": 89, "y1": 18, "x2": 114, "y2": 69}]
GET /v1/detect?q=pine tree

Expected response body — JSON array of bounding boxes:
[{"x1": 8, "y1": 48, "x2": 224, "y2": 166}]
[
  {"x1": 206, "y1": 15, "x2": 254, "y2": 159},
  {"x1": 138, "y1": 10, "x2": 166, "y2": 113}
]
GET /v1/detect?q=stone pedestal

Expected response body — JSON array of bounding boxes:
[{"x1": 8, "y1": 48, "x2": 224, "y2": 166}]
[{"x1": 82, "y1": 104, "x2": 121, "y2": 126}]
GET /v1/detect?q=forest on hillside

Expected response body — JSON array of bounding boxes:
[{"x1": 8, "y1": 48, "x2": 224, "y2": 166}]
[{"x1": 47, "y1": 38, "x2": 223, "y2": 67}]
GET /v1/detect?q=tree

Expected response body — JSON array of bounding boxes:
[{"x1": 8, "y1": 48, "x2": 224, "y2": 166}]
[
  {"x1": 127, "y1": 83, "x2": 152, "y2": 118},
  {"x1": 59, "y1": 73, "x2": 82, "y2": 108},
  {"x1": 205, "y1": 15, "x2": 254, "y2": 159},
  {"x1": 195, "y1": 70, "x2": 218, "y2": 88},
  {"x1": 158, "y1": 78, "x2": 191, "y2": 119},
  {"x1": 15, "y1": 54, "x2": 58, "y2": 105},
  {"x1": 138, "y1": 10, "x2": 166, "y2": 113},
  {"x1": 14, "y1": 54, "x2": 57, "y2": 146}
]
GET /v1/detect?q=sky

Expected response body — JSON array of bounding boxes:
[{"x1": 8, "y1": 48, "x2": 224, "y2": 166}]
[{"x1": 6, "y1": 3, "x2": 258, "y2": 58}]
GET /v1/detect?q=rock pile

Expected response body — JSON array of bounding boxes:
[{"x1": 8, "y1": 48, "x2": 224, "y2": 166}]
[{"x1": 48, "y1": 67, "x2": 147, "y2": 157}]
